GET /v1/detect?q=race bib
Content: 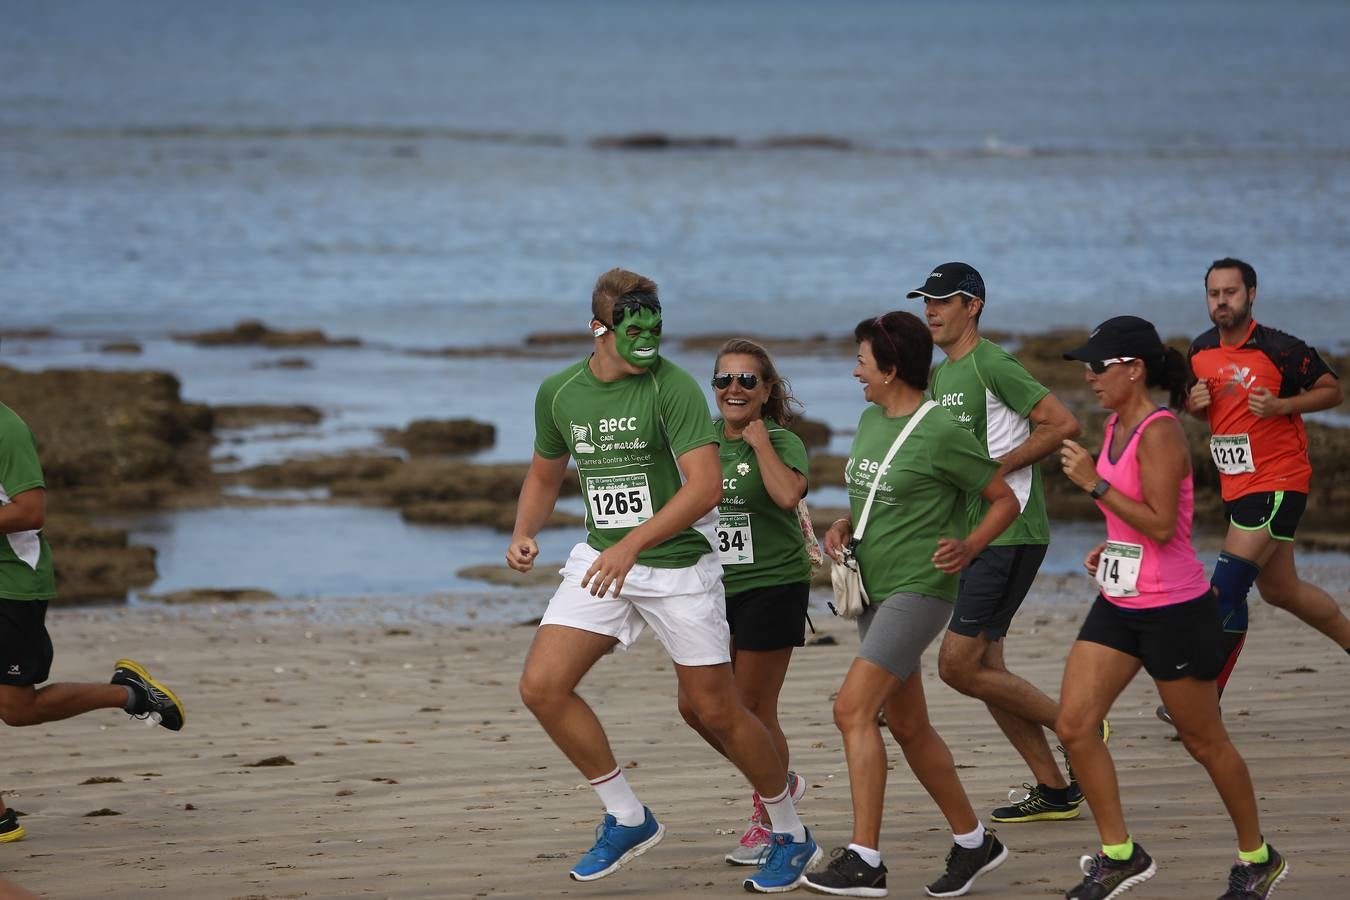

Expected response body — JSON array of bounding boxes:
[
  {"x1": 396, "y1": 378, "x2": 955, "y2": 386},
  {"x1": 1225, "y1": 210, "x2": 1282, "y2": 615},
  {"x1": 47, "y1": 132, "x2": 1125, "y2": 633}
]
[
  {"x1": 716, "y1": 512, "x2": 755, "y2": 566},
  {"x1": 1209, "y1": 434, "x2": 1256, "y2": 475},
  {"x1": 1096, "y1": 541, "x2": 1142, "y2": 597},
  {"x1": 586, "y1": 473, "x2": 652, "y2": 529}
]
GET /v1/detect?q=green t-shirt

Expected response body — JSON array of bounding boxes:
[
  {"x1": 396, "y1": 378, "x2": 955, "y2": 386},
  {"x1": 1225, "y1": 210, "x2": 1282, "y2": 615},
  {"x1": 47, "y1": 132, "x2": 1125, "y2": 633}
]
[
  {"x1": 0, "y1": 402, "x2": 56, "y2": 601},
  {"x1": 930, "y1": 338, "x2": 1051, "y2": 546},
  {"x1": 715, "y1": 419, "x2": 812, "y2": 596},
  {"x1": 534, "y1": 357, "x2": 719, "y2": 568},
  {"x1": 845, "y1": 404, "x2": 998, "y2": 602}
]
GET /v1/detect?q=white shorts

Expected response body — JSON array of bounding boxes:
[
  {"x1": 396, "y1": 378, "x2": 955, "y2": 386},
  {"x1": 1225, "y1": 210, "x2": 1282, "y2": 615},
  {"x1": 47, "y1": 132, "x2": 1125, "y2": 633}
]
[{"x1": 539, "y1": 543, "x2": 731, "y2": 667}]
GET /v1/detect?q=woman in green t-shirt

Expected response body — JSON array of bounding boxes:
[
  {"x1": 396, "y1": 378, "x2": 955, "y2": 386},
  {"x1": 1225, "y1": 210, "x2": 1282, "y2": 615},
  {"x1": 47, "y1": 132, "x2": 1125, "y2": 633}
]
[
  {"x1": 807, "y1": 312, "x2": 1019, "y2": 898},
  {"x1": 677, "y1": 338, "x2": 815, "y2": 867}
]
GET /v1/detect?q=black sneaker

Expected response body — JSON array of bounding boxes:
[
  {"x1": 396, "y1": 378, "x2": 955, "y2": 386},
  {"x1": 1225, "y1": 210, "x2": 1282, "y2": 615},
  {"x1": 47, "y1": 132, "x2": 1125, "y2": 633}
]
[
  {"x1": 0, "y1": 809, "x2": 25, "y2": 843},
  {"x1": 1064, "y1": 846, "x2": 1156, "y2": 899},
  {"x1": 1218, "y1": 845, "x2": 1289, "y2": 899},
  {"x1": 925, "y1": 832, "x2": 1008, "y2": 897},
  {"x1": 991, "y1": 784, "x2": 1080, "y2": 823},
  {"x1": 803, "y1": 847, "x2": 888, "y2": 897},
  {"x1": 112, "y1": 658, "x2": 185, "y2": 731}
]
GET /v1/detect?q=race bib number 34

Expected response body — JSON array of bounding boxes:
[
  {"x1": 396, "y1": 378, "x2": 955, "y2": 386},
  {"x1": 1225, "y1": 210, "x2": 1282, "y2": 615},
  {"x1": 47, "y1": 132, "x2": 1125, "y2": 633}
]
[
  {"x1": 1210, "y1": 434, "x2": 1256, "y2": 475},
  {"x1": 717, "y1": 513, "x2": 754, "y2": 565},
  {"x1": 586, "y1": 473, "x2": 652, "y2": 529},
  {"x1": 1096, "y1": 540, "x2": 1143, "y2": 598}
]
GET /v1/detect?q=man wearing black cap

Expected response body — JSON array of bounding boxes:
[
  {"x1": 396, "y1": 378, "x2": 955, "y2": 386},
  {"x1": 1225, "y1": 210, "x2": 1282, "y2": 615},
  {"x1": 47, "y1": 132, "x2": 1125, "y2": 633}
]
[{"x1": 908, "y1": 263, "x2": 1089, "y2": 824}]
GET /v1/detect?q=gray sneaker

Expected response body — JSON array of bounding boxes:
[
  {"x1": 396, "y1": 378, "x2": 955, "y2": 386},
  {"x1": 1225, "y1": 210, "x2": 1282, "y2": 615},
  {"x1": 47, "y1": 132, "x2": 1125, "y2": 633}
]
[
  {"x1": 112, "y1": 658, "x2": 185, "y2": 731},
  {"x1": 1218, "y1": 845, "x2": 1288, "y2": 899},
  {"x1": 1064, "y1": 845, "x2": 1156, "y2": 899}
]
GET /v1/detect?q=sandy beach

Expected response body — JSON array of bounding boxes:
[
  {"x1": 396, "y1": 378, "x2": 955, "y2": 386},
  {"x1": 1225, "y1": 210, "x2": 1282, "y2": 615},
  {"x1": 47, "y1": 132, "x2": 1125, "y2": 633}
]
[{"x1": 1, "y1": 576, "x2": 1345, "y2": 900}]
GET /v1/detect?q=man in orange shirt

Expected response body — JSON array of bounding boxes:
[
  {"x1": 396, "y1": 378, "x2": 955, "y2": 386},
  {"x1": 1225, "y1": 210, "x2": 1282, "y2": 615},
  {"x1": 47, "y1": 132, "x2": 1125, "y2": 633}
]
[{"x1": 1159, "y1": 258, "x2": 1347, "y2": 724}]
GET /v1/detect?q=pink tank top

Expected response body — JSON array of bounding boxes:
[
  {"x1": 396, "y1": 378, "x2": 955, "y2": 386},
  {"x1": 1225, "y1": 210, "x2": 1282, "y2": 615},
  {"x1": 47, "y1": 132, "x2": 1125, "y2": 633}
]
[{"x1": 1094, "y1": 408, "x2": 1210, "y2": 610}]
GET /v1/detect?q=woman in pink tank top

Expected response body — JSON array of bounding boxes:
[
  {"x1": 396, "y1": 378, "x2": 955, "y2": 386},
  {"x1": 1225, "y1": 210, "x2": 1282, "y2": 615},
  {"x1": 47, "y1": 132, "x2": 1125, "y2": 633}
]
[{"x1": 1051, "y1": 317, "x2": 1286, "y2": 900}]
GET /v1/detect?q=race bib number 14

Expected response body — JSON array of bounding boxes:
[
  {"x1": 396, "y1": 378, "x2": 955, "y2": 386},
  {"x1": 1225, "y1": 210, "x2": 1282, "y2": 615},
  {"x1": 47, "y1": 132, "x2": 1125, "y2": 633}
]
[
  {"x1": 1096, "y1": 540, "x2": 1142, "y2": 598},
  {"x1": 586, "y1": 473, "x2": 652, "y2": 529}
]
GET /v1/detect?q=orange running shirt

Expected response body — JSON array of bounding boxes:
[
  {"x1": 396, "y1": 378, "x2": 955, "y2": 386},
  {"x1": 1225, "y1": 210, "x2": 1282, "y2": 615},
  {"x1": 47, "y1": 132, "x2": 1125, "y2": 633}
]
[{"x1": 1188, "y1": 319, "x2": 1337, "y2": 501}]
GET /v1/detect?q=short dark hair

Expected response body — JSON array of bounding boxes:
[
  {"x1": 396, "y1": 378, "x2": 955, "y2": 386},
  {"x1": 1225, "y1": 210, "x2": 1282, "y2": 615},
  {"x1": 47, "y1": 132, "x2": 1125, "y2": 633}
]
[
  {"x1": 854, "y1": 311, "x2": 933, "y2": 391},
  {"x1": 1205, "y1": 257, "x2": 1257, "y2": 292}
]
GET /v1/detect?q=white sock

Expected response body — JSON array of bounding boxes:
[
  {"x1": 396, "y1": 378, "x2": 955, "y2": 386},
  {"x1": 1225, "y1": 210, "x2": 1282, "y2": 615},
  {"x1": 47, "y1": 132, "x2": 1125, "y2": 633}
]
[
  {"x1": 589, "y1": 767, "x2": 645, "y2": 827},
  {"x1": 760, "y1": 782, "x2": 806, "y2": 842},
  {"x1": 953, "y1": 822, "x2": 986, "y2": 849},
  {"x1": 847, "y1": 843, "x2": 882, "y2": 868}
]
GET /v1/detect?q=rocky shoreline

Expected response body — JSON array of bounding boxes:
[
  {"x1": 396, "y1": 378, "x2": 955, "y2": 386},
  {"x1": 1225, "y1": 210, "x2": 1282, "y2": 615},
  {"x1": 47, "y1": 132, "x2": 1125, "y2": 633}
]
[{"x1": 4, "y1": 321, "x2": 1346, "y2": 603}]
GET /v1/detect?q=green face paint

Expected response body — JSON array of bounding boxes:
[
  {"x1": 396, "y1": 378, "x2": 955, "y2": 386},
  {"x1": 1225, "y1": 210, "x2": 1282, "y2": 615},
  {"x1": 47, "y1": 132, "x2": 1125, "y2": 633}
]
[{"x1": 614, "y1": 306, "x2": 662, "y2": 368}]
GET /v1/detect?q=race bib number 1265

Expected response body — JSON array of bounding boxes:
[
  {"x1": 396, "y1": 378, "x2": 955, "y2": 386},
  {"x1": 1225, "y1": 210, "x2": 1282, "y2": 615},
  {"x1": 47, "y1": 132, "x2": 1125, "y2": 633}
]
[{"x1": 586, "y1": 473, "x2": 652, "y2": 529}]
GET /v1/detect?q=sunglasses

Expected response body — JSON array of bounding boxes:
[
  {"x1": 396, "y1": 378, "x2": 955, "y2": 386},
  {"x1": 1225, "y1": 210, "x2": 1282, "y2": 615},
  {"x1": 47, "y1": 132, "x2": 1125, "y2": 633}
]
[
  {"x1": 712, "y1": 372, "x2": 760, "y2": 390},
  {"x1": 1084, "y1": 357, "x2": 1138, "y2": 375}
]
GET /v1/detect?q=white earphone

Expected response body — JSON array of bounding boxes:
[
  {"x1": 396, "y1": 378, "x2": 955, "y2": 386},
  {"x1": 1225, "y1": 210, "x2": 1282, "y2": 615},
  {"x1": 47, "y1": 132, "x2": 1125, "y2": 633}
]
[{"x1": 592, "y1": 324, "x2": 609, "y2": 338}]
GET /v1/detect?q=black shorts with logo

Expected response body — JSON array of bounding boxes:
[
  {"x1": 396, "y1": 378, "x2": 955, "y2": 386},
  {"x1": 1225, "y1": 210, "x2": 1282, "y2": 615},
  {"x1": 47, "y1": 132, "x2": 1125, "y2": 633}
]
[
  {"x1": 948, "y1": 544, "x2": 1048, "y2": 640},
  {"x1": 1076, "y1": 590, "x2": 1224, "y2": 681},
  {"x1": 725, "y1": 582, "x2": 809, "y2": 652},
  {"x1": 1225, "y1": 490, "x2": 1307, "y2": 542},
  {"x1": 0, "y1": 599, "x2": 54, "y2": 686}
]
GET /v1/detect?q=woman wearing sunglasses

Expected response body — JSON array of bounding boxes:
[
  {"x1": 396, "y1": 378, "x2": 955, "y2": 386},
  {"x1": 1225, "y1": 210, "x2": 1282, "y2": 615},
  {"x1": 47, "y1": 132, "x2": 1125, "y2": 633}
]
[
  {"x1": 1055, "y1": 315, "x2": 1286, "y2": 900},
  {"x1": 805, "y1": 311, "x2": 1019, "y2": 898},
  {"x1": 677, "y1": 338, "x2": 815, "y2": 867}
]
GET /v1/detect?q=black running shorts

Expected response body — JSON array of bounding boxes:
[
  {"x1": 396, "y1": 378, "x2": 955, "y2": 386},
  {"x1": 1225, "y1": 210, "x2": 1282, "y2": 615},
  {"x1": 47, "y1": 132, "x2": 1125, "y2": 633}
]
[
  {"x1": 1076, "y1": 590, "x2": 1224, "y2": 682},
  {"x1": 1225, "y1": 490, "x2": 1307, "y2": 542},
  {"x1": 0, "y1": 599, "x2": 53, "y2": 686},
  {"x1": 725, "y1": 582, "x2": 809, "y2": 652},
  {"x1": 949, "y1": 544, "x2": 1048, "y2": 640}
]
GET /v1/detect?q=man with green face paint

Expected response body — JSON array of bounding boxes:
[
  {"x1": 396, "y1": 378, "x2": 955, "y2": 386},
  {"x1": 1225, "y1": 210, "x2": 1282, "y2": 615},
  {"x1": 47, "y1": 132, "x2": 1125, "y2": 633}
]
[
  {"x1": 609, "y1": 295, "x2": 663, "y2": 369},
  {"x1": 507, "y1": 268, "x2": 821, "y2": 891}
]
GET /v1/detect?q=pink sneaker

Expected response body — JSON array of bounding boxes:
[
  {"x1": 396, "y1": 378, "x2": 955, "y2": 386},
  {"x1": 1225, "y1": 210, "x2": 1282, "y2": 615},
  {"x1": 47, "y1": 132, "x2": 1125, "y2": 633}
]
[{"x1": 727, "y1": 773, "x2": 807, "y2": 866}]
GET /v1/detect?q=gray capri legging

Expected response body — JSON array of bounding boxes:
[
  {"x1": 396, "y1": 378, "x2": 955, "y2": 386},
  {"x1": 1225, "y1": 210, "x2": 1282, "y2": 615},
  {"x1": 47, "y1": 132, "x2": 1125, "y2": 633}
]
[{"x1": 856, "y1": 592, "x2": 953, "y2": 680}]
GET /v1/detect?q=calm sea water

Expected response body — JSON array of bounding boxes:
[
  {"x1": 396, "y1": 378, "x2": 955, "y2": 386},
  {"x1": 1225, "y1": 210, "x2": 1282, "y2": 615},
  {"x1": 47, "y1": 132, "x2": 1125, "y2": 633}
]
[{"x1": 3, "y1": 1, "x2": 1348, "y2": 604}]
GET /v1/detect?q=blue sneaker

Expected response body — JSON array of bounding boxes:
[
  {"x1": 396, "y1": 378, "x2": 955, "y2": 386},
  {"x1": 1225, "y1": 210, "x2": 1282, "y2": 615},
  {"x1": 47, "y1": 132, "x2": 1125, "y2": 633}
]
[
  {"x1": 568, "y1": 807, "x2": 665, "y2": 882},
  {"x1": 744, "y1": 828, "x2": 822, "y2": 893}
]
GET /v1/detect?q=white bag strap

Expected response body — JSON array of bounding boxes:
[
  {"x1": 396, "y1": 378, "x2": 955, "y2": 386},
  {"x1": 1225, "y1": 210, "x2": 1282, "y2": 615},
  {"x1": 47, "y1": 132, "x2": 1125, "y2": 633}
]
[{"x1": 852, "y1": 400, "x2": 937, "y2": 543}]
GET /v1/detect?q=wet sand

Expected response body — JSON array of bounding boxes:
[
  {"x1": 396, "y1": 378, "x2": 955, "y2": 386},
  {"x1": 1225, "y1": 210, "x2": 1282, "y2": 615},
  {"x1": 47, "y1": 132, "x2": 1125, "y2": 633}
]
[{"x1": 2, "y1": 575, "x2": 1348, "y2": 899}]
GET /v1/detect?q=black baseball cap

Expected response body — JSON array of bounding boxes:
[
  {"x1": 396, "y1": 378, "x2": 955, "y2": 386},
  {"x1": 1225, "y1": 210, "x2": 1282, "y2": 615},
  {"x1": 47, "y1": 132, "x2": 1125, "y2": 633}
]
[
  {"x1": 1062, "y1": 316, "x2": 1164, "y2": 363},
  {"x1": 906, "y1": 262, "x2": 985, "y2": 302}
]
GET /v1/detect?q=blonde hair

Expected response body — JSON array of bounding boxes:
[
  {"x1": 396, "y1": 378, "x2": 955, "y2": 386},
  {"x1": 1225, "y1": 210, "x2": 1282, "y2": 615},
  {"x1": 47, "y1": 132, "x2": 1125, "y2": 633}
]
[
  {"x1": 715, "y1": 338, "x2": 803, "y2": 426},
  {"x1": 591, "y1": 268, "x2": 658, "y2": 325}
]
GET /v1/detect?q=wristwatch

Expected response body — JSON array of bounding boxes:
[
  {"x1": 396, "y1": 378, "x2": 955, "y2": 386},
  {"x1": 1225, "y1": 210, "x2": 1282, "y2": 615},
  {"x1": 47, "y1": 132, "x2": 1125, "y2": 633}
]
[{"x1": 1089, "y1": 479, "x2": 1111, "y2": 499}]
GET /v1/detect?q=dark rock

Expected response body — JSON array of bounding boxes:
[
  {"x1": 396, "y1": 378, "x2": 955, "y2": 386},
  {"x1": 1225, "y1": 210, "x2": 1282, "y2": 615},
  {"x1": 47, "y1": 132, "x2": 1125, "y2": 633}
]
[
  {"x1": 401, "y1": 500, "x2": 581, "y2": 531},
  {"x1": 142, "y1": 588, "x2": 279, "y2": 605},
  {"x1": 174, "y1": 319, "x2": 360, "y2": 348},
  {"x1": 98, "y1": 341, "x2": 142, "y2": 354},
  {"x1": 43, "y1": 515, "x2": 156, "y2": 605},
  {"x1": 591, "y1": 132, "x2": 737, "y2": 150},
  {"x1": 458, "y1": 563, "x2": 564, "y2": 587},
  {"x1": 383, "y1": 418, "x2": 495, "y2": 455},
  {"x1": 787, "y1": 417, "x2": 831, "y2": 449},
  {"x1": 251, "y1": 356, "x2": 312, "y2": 370},
  {"x1": 678, "y1": 332, "x2": 856, "y2": 357},
  {"x1": 213, "y1": 404, "x2": 323, "y2": 429},
  {"x1": 755, "y1": 135, "x2": 853, "y2": 151},
  {"x1": 0, "y1": 366, "x2": 214, "y2": 504}
]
